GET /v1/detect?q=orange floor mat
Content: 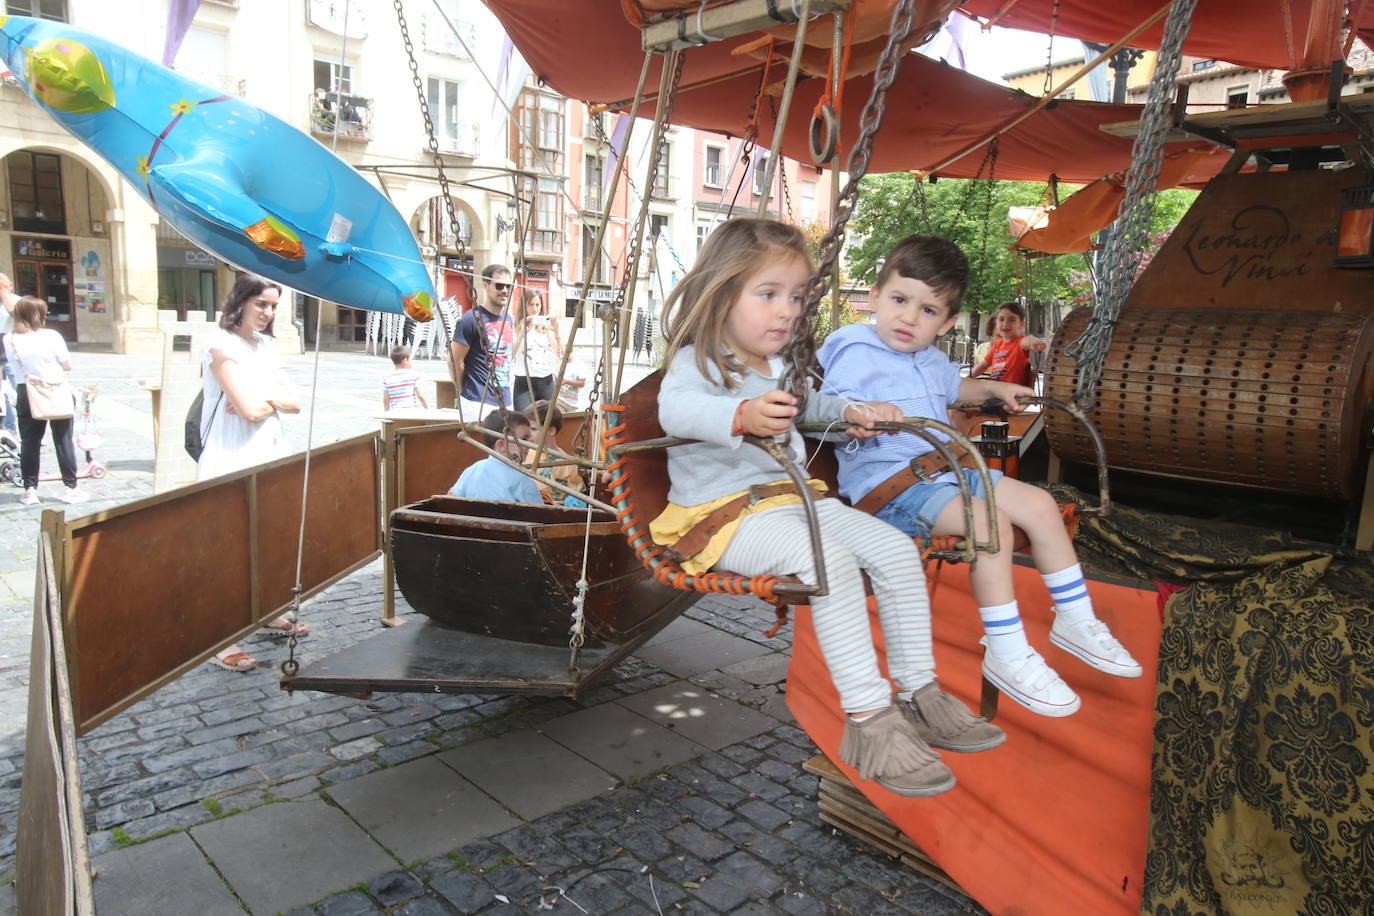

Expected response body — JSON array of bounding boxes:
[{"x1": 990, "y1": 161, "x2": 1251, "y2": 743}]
[{"x1": 786, "y1": 562, "x2": 1161, "y2": 916}]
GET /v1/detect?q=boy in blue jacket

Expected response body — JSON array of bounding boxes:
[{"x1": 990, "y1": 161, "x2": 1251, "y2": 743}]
[{"x1": 819, "y1": 235, "x2": 1140, "y2": 718}]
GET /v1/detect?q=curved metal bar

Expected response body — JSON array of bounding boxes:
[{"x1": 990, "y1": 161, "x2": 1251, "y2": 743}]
[
  {"x1": 745, "y1": 436, "x2": 829, "y2": 597},
  {"x1": 603, "y1": 434, "x2": 826, "y2": 600},
  {"x1": 799, "y1": 418, "x2": 1002, "y2": 561},
  {"x1": 951, "y1": 396, "x2": 1112, "y2": 516}
]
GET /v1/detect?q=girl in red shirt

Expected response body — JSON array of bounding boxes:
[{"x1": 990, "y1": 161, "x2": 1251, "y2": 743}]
[{"x1": 971, "y1": 301, "x2": 1046, "y2": 388}]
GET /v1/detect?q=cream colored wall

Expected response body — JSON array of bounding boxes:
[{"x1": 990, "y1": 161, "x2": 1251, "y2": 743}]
[{"x1": 0, "y1": 0, "x2": 512, "y2": 351}]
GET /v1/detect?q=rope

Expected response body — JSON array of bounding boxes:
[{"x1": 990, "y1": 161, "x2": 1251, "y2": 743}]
[
  {"x1": 1064, "y1": 0, "x2": 1197, "y2": 411},
  {"x1": 599, "y1": 405, "x2": 789, "y2": 604},
  {"x1": 281, "y1": 293, "x2": 327, "y2": 677}
]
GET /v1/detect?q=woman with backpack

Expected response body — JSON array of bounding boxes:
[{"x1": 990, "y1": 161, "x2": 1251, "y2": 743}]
[{"x1": 197, "y1": 273, "x2": 305, "y2": 671}]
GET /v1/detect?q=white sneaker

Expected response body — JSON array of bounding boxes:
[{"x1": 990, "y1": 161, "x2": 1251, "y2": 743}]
[
  {"x1": 981, "y1": 639, "x2": 1081, "y2": 717},
  {"x1": 60, "y1": 487, "x2": 89, "y2": 504},
  {"x1": 19, "y1": 489, "x2": 39, "y2": 506},
  {"x1": 1050, "y1": 616, "x2": 1143, "y2": 678}
]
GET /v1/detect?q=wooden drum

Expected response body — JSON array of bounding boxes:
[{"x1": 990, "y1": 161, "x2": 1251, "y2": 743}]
[{"x1": 1044, "y1": 307, "x2": 1374, "y2": 499}]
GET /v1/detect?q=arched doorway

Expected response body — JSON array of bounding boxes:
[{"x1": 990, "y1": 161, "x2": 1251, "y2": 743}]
[
  {"x1": 411, "y1": 196, "x2": 476, "y2": 310},
  {"x1": 3, "y1": 148, "x2": 112, "y2": 342}
]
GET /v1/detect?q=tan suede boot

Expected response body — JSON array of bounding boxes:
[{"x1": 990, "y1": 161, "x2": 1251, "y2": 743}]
[
  {"x1": 837, "y1": 704, "x2": 955, "y2": 797},
  {"x1": 906, "y1": 681, "x2": 1006, "y2": 753}
]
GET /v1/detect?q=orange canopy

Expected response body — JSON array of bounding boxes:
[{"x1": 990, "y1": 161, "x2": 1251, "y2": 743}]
[
  {"x1": 961, "y1": 0, "x2": 1374, "y2": 72},
  {"x1": 1012, "y1": 147, "x2": 1221, "y2": 254},
  {"x1": 488, "y1": 0, "x2": 1220, "y2": 183}
]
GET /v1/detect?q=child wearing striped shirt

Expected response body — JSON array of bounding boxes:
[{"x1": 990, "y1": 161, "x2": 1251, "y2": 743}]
[{"x1": 382, "y1": 345, "x2": 428, "y2": 411}]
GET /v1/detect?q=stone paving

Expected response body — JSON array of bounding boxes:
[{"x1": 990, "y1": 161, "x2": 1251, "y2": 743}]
[{"x1": 0, "y1": 344, "x2": 988, "y2": 915}]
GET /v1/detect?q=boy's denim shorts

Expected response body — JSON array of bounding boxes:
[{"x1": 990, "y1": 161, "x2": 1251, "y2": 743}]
[{"x1": 873, "y1": 467, "x2": 1003, "y2": 539}]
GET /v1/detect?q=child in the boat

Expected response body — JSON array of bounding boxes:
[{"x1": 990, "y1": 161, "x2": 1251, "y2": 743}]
[
  {"x1": 818, "y1": 234, "x2": 1141, "y2": 719},
  {"x1": 653, "y1": 218, "x2": 1005, "y2": 799},
  {"x1": 970, "y1": 300, "x2": 1046, "y2": 388},
  {"x1": 449, "y1": 408, "x2": 542, "y2": 504},
  {"x1": 522, "y1": 399, "x2": 587, "y2": 508}
]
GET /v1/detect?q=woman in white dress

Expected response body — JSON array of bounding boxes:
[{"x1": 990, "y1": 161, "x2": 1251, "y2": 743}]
[
  {"x1": 198, "y1": 274, "x2": 306, "y2": 671},
  {"x1": 510, "y1": 289, "x2": 561, "y2": 412}
]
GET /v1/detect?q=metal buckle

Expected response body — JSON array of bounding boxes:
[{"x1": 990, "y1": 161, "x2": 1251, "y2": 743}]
[
  {"x1": 911, "y1": 456, "x2": 945, "y2": 484},
  {"x1": 747, "y1": 484, "x2": 765, "y2": 506}
]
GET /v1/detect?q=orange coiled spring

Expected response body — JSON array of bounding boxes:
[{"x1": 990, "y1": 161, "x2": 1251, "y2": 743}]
[{"x1": 600, "y1": 403, "x2": 787, "y2": 607}]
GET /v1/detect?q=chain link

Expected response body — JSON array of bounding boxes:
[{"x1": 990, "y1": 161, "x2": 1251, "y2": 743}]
[
  {"x1": 395, "y1": 0, "x2": 470, "y2": 346},
  {"x1": 779, "y1": 0, "x2": 920, "y2": 407},
  {"x1": 1064, "y1": 0, "x2": 1197, "y2": 411}
]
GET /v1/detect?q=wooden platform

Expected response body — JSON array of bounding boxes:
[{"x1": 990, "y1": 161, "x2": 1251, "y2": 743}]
[{"x1": 803, "y1": 754, "x2": 964, "y2": 896}]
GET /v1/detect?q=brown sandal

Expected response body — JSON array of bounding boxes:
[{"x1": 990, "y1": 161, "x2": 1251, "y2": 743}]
[
  {"x1": 211, "y1": 648, "x2": 257, "y2": 672},
  {"x1": 257, "y1": 616, "x2": 308, "y2": 638}
]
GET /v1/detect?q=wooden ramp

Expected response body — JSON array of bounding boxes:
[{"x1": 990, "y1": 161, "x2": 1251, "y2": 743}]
[{"x1": 786, "y1": 563, "x2": 1161, "y2": 916}]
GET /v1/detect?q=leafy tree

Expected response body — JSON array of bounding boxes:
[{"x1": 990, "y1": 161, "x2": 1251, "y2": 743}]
[{"x1": 846, "y1": 172, "x2": 1198, "y2": 315}]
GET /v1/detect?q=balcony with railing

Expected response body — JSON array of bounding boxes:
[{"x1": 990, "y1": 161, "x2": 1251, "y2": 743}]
[
  {"x1": 309, "y1": 92, "x2": 373, "y2": 141},
  {"x1": 584, "y1": 185, "x2": 603, "y2": 211},
  {"x1": 432, "y1": 121, "x2": 480, "y2": 158},
  {"x1": 423, "y1": 12, "x2": 475, "y2": 58}
]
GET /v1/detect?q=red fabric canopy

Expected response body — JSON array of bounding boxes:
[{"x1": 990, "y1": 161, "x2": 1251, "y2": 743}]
[
  {"x1": 960, "y1": 0, "x2": 1374, "y2": 72},
  {"x1": 487, "y1": 0, "x2": 1219, "y2": 183}
]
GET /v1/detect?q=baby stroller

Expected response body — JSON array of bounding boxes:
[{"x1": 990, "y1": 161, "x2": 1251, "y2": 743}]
[{"x1": 0, "y1": 386, "x2": 107, "y2": 487}]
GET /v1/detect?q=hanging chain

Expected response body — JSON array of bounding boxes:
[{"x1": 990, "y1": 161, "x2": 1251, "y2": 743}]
[
  {"x1": 1042, "y1": 0, "x2": 1060, "y2": 97},
  {"x1": 395, "y1": 0, "x2": 469, "y2": 349},
  {"x1": 1064, "y1": 0, "x2": 1197, "y2": 411},
  {"x1": 780, "y1": 0, "x2": 921, "y2": 407},
  {"x1": 964, "y1": 140, "x2": 1000, "y2": 308}
]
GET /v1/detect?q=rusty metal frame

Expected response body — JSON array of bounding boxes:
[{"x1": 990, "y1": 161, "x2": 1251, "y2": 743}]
[
  {"x1": 800, "y1": 416, "x2": 1001, "y2": 564},
  {"x1": 53, "y1": 433, "x2": 383, "y2": 734}
]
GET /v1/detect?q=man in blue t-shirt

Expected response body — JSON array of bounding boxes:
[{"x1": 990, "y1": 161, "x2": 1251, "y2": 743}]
[{"x1": 449, "y1": 264, "x2": 514, "y2": 414}]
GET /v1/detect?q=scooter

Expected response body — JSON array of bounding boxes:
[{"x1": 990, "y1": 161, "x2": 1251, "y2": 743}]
[{"x1": 0, "y1": 386, "x2": 108, "y2": 487}]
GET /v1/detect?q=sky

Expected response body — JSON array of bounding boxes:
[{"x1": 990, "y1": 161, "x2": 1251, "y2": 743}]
[{"x1": 940, "y1": 24, "x2": 1065, "y2": 86}]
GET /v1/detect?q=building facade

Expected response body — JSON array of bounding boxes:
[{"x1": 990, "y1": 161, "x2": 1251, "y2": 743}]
[{"x1": 0, "y1": 0, "x2": 525, "y2": 353}]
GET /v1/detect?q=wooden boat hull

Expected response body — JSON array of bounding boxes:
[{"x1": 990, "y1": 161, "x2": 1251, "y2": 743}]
[{"x1": 392, "y1": 495, "x2": 694, "y2": 647}]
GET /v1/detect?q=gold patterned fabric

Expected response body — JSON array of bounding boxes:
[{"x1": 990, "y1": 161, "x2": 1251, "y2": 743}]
[{"x1": 1047, "y1": 487, "x2": 1374, "y2": 916}]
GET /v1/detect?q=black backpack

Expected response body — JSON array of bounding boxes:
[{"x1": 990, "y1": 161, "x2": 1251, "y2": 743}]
[{"x1": 184, "y1": 391, "x2": 222, "y2": 462}]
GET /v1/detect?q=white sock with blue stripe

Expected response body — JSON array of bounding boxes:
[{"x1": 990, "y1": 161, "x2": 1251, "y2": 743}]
[
  {"x1": 1043, "y1": 563, "x2": 1093, "y2": 623},
  {"x1": 979, "y1": 600, "x2": 1030, "y2": 658}
]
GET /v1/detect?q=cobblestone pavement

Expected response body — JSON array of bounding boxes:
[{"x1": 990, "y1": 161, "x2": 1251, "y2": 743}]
[{"x1": 0, "y1": 345, "x2": 988, "y2": 915}]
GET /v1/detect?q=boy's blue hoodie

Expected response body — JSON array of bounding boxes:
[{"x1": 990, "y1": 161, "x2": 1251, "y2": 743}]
[{"x1": 817, "y1": 323, "x2": 963, "y2": 505}]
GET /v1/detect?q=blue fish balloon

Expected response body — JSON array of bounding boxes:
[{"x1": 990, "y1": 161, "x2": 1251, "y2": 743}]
[{"x1": 0, "y1": 15, "x2": 434, "y2": 320}]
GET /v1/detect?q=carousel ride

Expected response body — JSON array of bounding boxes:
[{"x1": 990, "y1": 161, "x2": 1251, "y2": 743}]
[{"x1": 12, "y1": 1, "x2": 1374, "y2": 914}]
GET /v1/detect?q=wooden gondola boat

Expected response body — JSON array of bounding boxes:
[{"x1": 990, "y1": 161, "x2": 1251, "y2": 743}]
[
  {"x1": 282, "y1": 414, "x2": 705, "y2": 699},
  {"x1": 390, "y1": 495, "x2": 695, "y2": 647}
]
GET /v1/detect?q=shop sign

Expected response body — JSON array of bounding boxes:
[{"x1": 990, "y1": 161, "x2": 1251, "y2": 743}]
[
  {"x1": 157, "y1": 246, "x2": 216, "y2": 269},
  {"x1": 13, "y1": 236, "x2": 71, "y2": 260}
]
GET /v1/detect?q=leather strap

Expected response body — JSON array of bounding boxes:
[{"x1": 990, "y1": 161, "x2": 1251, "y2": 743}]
[
  {"x1": 673, "y1": 482, "x2": 820, "y2": 559},
  {"x1": 853, "y1": 449, "x2": 979, "y2": 517}
]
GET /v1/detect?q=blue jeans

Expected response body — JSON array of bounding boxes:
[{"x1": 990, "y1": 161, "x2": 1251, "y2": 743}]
[
  {"x1": 875, "y1": 467, "x2": 1003, "y2": 538},
  {"x1": 1, "y1": 361, "x2": 16, "y2": 435}
]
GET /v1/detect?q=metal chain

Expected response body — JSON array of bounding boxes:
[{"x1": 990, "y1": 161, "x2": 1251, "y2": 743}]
[
  {"x1": 965, "y1": 140, "x2": 999, "y2": 307},
  {"x1": 572, "y1": 52, "x2": 684, "y2": 462},
  {"x1": 768, "y1": 95, "x2": 796, "y2": 223},
  {"x1": 1042, "y1": 0, "x2": 1060, "y2": 97},
  {"x1": 395, "y1": 0, "x2": 468, "y2": 362},
  {"x1": 779, "y1": 0, "x2": 920, "y2": 407},
  {"x1": 1064, "y1": 0, "x2": 1197, "y2": 411}
]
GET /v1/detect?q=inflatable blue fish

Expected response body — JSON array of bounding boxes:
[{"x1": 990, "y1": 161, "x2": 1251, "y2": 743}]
[{"x1": 0, "y1": 15, "x2": 434, "y2": 320}]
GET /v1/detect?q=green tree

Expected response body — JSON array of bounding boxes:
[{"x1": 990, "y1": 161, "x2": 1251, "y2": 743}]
[{"x1": 847, "y1": 173, "x2": 1198, "y2": 316}]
